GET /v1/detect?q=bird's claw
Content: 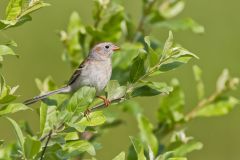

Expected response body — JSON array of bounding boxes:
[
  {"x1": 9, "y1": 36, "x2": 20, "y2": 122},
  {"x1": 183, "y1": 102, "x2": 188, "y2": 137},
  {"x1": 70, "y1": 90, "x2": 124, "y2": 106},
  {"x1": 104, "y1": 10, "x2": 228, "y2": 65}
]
[
  {"x1": 84, "y1": 108, "x2": 91, "y2": 121},
  {"x1": 97, "y1": 96, "x2": 111, "y2": 107},
  {"x1": 83, "y1": 97, "x2": 110, "y2": 121},
  {"x1": 103, "y1": 99, "x2": 111, "y2": 107}
]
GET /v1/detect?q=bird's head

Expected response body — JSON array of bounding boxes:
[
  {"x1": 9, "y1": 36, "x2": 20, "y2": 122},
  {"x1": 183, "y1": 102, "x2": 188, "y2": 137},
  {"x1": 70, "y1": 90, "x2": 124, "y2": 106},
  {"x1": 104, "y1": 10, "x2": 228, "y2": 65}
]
[{"x1": 89, "y1": 42, "x2": 120, "y2": 60}]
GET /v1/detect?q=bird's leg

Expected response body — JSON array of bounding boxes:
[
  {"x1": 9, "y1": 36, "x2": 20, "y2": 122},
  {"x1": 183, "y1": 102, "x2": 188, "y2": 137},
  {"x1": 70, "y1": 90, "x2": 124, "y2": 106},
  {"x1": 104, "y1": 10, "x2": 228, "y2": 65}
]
[
  {"x1": 84, "y1": 108, "x2": 91, "y2": 121},
  {"x1": 97, "y1": 96, "x2": 111, "y2": 107}
]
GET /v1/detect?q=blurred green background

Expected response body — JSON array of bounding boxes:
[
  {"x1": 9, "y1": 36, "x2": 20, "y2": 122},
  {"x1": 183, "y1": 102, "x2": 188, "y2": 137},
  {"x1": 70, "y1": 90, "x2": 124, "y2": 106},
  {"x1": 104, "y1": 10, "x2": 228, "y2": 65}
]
[{"x1": 0, "y1": 0, "x2": 240, "y2": 159}]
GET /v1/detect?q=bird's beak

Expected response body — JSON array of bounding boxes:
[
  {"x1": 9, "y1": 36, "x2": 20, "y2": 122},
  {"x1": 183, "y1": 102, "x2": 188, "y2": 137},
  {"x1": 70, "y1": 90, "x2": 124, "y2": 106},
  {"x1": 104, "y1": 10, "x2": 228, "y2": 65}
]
[{"x1": 112, "y1": 45, "x2": 120, "y2": 51}]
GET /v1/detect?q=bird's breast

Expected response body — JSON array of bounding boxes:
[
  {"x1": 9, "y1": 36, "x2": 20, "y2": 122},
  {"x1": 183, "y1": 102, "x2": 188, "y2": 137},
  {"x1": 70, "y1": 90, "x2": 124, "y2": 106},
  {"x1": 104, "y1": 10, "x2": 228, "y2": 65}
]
[{"x1": 75, "y1": 59, "x2": 112, "y2": 94}]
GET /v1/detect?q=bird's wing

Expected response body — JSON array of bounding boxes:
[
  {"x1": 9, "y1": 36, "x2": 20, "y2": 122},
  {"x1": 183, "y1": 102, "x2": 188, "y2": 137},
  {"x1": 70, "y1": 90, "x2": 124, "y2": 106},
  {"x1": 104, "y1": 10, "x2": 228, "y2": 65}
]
[{"x1": 67, "y1": 59, "x2": 89, "y2": 85}]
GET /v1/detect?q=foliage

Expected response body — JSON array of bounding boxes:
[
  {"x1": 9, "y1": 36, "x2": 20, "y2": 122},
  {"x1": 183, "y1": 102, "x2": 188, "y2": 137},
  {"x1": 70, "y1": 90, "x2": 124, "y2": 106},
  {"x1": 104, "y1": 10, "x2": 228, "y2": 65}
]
[{"x1": 0, "y1": 0, "x2": 239, "y2": 160}]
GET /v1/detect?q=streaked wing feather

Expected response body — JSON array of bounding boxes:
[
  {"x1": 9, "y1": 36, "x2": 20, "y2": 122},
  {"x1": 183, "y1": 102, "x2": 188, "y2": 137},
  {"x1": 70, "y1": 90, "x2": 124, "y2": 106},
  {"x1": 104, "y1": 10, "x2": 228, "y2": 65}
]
[{"x1": 67, "y1": 59, "x2": 88, "y2": 85}]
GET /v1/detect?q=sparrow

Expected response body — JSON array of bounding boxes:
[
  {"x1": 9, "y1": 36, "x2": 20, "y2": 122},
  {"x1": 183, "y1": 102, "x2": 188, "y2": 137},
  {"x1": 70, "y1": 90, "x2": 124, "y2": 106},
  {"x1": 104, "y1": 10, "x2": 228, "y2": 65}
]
[{"x1": 24, "y1": 42, "x2": 120, "y2": 106}]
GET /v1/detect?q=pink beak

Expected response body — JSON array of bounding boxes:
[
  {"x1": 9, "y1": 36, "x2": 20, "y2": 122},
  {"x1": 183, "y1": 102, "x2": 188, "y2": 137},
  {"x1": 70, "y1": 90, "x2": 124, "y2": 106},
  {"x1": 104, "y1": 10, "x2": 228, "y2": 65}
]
[{"x1": 112, "y1": 45, "x2": 120, "y2": 51}]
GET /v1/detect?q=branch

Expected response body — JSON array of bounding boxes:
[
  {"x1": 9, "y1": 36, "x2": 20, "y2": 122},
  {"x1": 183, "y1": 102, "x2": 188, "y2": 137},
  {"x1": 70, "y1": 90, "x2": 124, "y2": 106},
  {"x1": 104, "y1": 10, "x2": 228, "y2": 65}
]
[
  {"x1": 89, "y1": 97, "x2": 125, "y2": 112},
  {"x1": 40, "y1": 130, "x2": 52, "y2": 160},
  {"x1": 186, "y1": 91, "x2": 221, "y2": 120},
  {"x1": 40, "y1": 123, "x2": 64, "y2": 142}
]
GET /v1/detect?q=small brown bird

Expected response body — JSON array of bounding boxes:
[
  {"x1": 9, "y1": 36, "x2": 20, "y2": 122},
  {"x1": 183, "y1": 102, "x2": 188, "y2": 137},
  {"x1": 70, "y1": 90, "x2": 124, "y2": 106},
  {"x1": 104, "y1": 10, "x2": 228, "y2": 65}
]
[{"x1": 24, "y1": 42, "x2": 120, "y2": 106}]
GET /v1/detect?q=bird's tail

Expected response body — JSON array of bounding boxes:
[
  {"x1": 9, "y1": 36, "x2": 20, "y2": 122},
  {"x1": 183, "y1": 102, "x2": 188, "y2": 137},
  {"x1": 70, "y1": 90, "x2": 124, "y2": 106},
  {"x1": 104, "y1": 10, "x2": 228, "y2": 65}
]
[{"x1": 24, "y1": 86, "x2": 71, "y2": 105}]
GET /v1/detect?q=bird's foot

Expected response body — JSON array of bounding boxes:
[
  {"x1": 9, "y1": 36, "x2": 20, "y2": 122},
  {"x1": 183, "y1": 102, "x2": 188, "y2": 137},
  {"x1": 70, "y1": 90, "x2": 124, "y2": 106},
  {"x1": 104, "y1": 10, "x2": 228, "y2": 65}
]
[
  {"x1": 84, "y1": 108, "x2": 91, "y2": 121},
  {"x1": 103, "y1": 98, "x2": 111, "y2": 107},
  {"x1": 97, "y1": 96, "x2": 111, "y2": 107}
]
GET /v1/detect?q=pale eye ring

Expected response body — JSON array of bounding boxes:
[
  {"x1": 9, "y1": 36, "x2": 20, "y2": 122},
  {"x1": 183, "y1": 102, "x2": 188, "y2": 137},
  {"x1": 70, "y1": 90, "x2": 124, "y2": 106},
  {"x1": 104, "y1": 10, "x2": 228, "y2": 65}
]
[{"x1": 105, "y1": 45, "x2": 109, "y2": 49}]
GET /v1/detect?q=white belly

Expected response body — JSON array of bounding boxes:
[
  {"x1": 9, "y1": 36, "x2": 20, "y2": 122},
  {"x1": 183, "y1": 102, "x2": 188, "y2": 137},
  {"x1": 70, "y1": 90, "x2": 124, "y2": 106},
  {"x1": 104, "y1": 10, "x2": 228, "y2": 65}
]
[{"x1": 72, "y1": 60, "x2": 112, "y2": 94}]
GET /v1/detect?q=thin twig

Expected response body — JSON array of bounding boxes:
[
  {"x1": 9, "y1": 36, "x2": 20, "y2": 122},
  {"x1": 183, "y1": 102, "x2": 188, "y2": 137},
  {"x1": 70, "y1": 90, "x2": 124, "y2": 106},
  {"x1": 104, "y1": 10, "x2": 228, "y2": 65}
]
[
  {"x1": 40, "y1": 130, "x2": 52, "y2": 160},
  {"x1": 40, "y1": 133, "x2": 50, "y2": 142},
  {"x1": 89, "y1": 97, "x2": 125, "y2": 112},
  {"x1": 40, "y1": 123, "x2": 64, "y2": 142},
  {"x1": 186, "y1": 91, "x2": 221, "y2": 120}
]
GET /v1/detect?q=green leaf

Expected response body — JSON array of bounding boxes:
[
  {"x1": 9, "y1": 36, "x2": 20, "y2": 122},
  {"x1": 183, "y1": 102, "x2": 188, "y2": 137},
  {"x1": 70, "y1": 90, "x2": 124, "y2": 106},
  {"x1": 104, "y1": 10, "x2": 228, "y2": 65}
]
[
  {"x1": 122, "y1": 13, "x2": 137, "y2": 40},
  {"x1": 0, "y1": 94, "x2": 18, "y2": 104},
  {"x1": 173, "y1": 140, "x2": 203, "y2": 157},
  {"x1": 19, "y1": 121, "x2": 34, "y2": 136},
  {"x1": 171, "y1": 46, "x2": 199, "y2": 59},
  {"x1": 0, "y1": 21, "x2": 7, "y2": 30},
  {"x1": 40, "y1": 105, "x2": 58, "y2": 136},
  {"x1": 0, "y1": 75, "x2": 5, "y2": 96},
  {"x1": 39, "y1": 143, "x2": 62, "y2": 160},
  {"x1": 5, "y1": 0, "x2": 23, "y2": 21},
  {"x1": 105, "y1": 80, "x2": 126, "y2": 100},
  {"x1": 67, "y1": 86, "x2": 96, "y2": 113},
  {"x1": 155, "y1": 151, "x2": 174, "y2": 160},
  {"x1": 162, "y1": 31, "x2": 173, "y2": 57},
  {"x1": 159, "y1": 46, "x2": 198, "y2": 72},
  {"x1": 158, "y1": 79, "x2": 185, "y2": 128},
  {"x1": 60, "y1": 11, "x2": 86, "y2": 68},
  {"x1": 215, "y1": 69, "x2": 239, "y2": 92},
  {"x1": 63, "y1": 140, "x2": 96, "y2": 156},
  {"x1": 2, "y1": 15, "x2": 32, "y2": 30},
  {"x1": 0, "y1": 103, "x2": 30, "y2": 117},
  {"x1": 112, "y1": 151, "x2": 125, "y2": 160},
  {"x1": 1, "y1": 1, "x2": 49, "y2": 30},
  {"x1": 101, "y1": 4, "x2": 124, "y2": 41},
  {"x1": 0, "y1": 140, "x2": 4, "y2": 146},
  {"x1": 216, "y1": 69, "x2": 229, "y2": 92},
  {"x1": 166, "y1": 131, "x2": 202, "y2": 158},
  {"x1": 159, "y1": 0, "x2": 185, "y2": 19},
  {"x1": 23, "y1": 136, "x2": 41, "y2": 159},
  {"x1": 69, "y1": 111, "x2": 106, "y2": 132},
  {"x1": 98, "y1": 0, "x2": 110, "y2": 6},
  {"x1": 137, "y1": 114, "x2": 158, "y2": 155},
  {"x1": 144, "y1": 36, "x2": 159, "y2": 67},
  {"x1": 39, "y1": 102, "x2": 48, "y2": 135},
  {"x1": 154, "y1": 18, "x2": 204, "y2": 34},
  {"x1": 141, "y1": 0, "x2": 150, "y2": 4},
  {"x1": 64, "y1": 132, "x2": 79, "y2": 141},
  {"x1": 193, "y1": 65, "x2": 205, "y2": 100},
  {"x1": 35, "y1": 76, "x2": 58, "y2": 92},
  {"x1": 6, "y1": 117, "x2": 24, "y2": 149},
  {"x1": 195, "y1": 97, "x2": 239, "y2": 117},
  {"x1": 112, "y1": 43, "x2": 142, "y2": 83},
  {"x1": 20, "y1": 2, "x2": 50, "y2": 17},
  {"x1": 129, "y1": 136, "x2": 146, "y2": 160},
  {"x1": 159, "y1": 59, "x2": 185, "y2": 72},
  {"x1": 130, "y1": 50, "x2": 147, "y2": 82},
  {"x1": 0, "y1": 45, "x2": 17, "y2": 57},
  {"x1": 0, "y1": 76, "x2": 19, "y2": 104},
  {"x1": 228, "y1": 77, "x2": 240, "y2": 90},
  {"x1": 155, "y1": 152, "x2": 190, "y2": 160},
  {"x1": 112, "y1": 43, "x2": 142, "y2": 69},
  {"x1": 4, "y1": 40, "x2": 18, "y2": 47},
  {"x1": 67, "y1": 11, "x2": 84, "y2": 33},
  {"x1": 132, "y1": 82, "x2": 173, "y2": 97}
]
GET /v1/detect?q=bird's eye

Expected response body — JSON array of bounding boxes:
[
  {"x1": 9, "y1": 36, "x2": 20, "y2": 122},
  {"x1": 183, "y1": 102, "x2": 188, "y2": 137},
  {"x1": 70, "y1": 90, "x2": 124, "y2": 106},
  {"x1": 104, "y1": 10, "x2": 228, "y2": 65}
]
[{"x1": 105, "y1": 45, "x2": 109, "y2": 49}]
